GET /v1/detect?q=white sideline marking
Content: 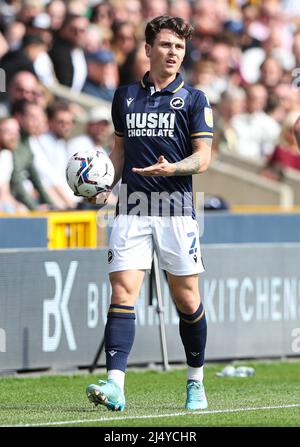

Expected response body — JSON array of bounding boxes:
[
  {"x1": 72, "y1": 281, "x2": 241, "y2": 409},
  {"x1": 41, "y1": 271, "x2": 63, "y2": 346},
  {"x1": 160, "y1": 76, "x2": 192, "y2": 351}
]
[{"x1": 1, "y1": 403, "x2": 300, "y2": 427}]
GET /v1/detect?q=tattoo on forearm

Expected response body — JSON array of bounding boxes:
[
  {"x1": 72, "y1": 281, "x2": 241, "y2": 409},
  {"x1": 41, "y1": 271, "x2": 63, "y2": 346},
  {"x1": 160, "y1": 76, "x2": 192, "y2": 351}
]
[
  {"x1": 174, "y1": 138, "x2": 212, "y2": 176},
  {"x1": 174, "y1": 152, "x2": 201, "y2": 175}
]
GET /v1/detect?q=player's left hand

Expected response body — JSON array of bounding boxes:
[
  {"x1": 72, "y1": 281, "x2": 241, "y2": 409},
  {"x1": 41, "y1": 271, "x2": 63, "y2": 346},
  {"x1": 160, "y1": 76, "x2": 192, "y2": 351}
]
[{"x1": 132, "y1": 155, "x2": 176, "y2": 176}]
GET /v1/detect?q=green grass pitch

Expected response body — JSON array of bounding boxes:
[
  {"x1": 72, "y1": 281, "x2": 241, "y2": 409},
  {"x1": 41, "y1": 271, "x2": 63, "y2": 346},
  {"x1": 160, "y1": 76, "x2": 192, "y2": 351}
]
[{"x1": 0, "y1": 360, "x2": 299, "y2": 427}]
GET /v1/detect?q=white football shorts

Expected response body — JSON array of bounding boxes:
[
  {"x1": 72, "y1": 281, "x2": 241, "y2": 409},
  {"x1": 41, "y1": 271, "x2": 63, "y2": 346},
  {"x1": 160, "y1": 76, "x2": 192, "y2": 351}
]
[{"x1": 107, "y1": 215, "x2": 204, "y2": 276}]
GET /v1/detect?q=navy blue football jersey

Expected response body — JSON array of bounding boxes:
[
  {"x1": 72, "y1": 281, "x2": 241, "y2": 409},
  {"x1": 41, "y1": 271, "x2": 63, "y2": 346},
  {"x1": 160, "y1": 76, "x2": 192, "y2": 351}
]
[{"x1": 111, "y1": 72, "x2": 213, "y2": 216}]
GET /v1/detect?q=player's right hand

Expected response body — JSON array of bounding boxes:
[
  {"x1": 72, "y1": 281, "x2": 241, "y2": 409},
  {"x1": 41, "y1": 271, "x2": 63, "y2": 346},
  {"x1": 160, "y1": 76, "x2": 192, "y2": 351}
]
[{"x1": 87, "y1": 188, "x2": 112, "y2": 205}]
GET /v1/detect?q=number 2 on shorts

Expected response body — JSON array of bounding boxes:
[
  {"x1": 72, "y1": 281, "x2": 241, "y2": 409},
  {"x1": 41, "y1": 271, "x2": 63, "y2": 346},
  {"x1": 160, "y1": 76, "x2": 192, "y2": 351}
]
[{"x1": 187, "y1": 232, "x2": 197, "y2": 255}]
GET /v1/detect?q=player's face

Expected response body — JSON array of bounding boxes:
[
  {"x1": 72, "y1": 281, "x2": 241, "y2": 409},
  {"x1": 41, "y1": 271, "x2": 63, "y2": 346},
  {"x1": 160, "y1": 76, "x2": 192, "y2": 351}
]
[{"x1": 145, "y1": 29, "x2": 186, "y2": 78}]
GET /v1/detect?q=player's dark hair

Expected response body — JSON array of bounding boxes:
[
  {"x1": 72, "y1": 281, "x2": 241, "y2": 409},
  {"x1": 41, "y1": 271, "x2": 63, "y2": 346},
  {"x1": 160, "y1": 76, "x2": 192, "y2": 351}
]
[
  {"x1": 145, "y1": 16, "x2": 194, "y2": 46},
  {"x1": 46, "y1": 101, "x2": 71, "y2": 120}
]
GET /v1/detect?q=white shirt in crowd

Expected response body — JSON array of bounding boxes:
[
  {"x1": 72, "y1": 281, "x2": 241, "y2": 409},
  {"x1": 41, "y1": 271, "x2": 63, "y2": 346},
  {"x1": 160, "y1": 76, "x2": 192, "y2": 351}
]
[
  {"x1": 33, "y1": 52, "x2": 58, "y2": 87},
  {"x1": 30, "y1": 132, "x2": 79, "y2": 202},
  {"x1": 0, "y1": 149, "x2": 15, "y2": 212},
  {"x1": 67, "y1": 135, "x2": 97, "y2": 159},
  {"x1": 230, "y1": 112, "x2": 281, "y2": 162},
  {"x1": 0, "y1": 149, "x2": 13, "y2": 186},
  {"x1": 71, "y1": 48, "x2": 88, "y2": 92}
]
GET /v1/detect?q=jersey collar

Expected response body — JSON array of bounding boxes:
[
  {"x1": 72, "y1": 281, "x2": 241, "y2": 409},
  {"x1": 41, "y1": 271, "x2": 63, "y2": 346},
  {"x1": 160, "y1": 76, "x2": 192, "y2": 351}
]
[{"x1": 141, "y1": 72, "x2": 184, "y2": 94}]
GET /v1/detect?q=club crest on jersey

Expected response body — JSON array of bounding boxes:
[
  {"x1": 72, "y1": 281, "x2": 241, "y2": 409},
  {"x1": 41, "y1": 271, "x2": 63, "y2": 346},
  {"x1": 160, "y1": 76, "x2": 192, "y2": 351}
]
[{"x1": 170, "y1": 96, "x2": 185, "y2": 109}]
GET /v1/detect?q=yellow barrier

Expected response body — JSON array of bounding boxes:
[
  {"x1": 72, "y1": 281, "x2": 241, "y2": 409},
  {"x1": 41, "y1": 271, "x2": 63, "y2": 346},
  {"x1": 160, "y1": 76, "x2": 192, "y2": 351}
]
[
  {"x1": 46, "y1": 211, "x2": 98, "y2": 249},
  {"x1": 0, "y1": 210, "x2": 110, "y2": 248},
  {"x1": 231, "y1": 205, "x2": 300, "y2": 214}
]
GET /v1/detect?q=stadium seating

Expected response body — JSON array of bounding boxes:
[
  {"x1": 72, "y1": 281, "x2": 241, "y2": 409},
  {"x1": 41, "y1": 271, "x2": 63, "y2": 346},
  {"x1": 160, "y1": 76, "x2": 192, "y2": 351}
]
[{"x1": 194, "y1": 158, "x2": 294, "y2": 208}]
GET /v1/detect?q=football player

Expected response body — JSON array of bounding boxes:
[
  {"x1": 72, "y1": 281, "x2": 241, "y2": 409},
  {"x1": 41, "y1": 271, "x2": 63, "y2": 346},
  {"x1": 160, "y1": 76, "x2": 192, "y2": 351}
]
[{"x1": 86, "y1": 15, "x2": 213, "y2": 411}]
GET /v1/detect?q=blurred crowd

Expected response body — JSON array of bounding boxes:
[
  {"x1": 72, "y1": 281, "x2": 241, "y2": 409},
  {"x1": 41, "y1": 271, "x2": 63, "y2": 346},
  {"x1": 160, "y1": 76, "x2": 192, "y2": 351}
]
[{"x1": 1, "y1": 0, "x2": 300, "y2": 212}]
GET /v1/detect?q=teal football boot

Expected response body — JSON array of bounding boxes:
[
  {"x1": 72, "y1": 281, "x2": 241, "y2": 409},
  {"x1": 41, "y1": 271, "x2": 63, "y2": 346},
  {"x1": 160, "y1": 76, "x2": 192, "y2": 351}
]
[
  {"x1": 185, "y1": 380, "x2": 208, "y2": 410},
  {"x1": 86, "y1": 379, "x2": 125, "y2": 411}
]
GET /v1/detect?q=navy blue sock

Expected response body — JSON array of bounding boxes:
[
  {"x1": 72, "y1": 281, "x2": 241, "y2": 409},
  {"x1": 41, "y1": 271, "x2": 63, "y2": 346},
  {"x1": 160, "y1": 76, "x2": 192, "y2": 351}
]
[
  {"x1": 178, "y1": 302, "x2": 207, "y2": 367},
  {"x1": 104, "y1": 304, "x2": 136, "y2": 372}
]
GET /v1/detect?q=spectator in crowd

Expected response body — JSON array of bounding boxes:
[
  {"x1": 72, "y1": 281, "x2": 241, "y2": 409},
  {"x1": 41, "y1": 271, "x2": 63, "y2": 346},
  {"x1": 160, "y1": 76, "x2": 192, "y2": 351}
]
[
  {"x1": 24, "y1": 13, "x2": 57, "y2": 88},
  {"x1": 262, "y1": 112, "x2": 300, "y2": 179},
  {"x1": 193, "y1": 0, "x2": 227, "y2": 38},
  {"x1": 230, "y1": 83, "x2": 281, "y2": 162},
  {"x1": 265, "y1": 93, "x2": 286, "y2": 124},
  {"x1": 49, "y1": 13, "x2": 89, "y2": 91},
  {"x1": 191, "y1": 59, "x2": 220, "y2": 102},
  {"x1": 3, "y1": 21, "x2": 26, "y2": 52},
  {"x1": 168, "y1": 0, "x2": 193, "y2": 22},
  {"x1": 265, "y1": 23, "x2": 293, "y2": 68},
  {"x1": 18, "y1": 0, "x2": 44, "y2": 26},
  {"x1": 30, "y1": 101, "x2": 77, "y2": 209},
  {"x1": 214, "y1": 87, "x2": 247, "y2": 155},
  {"x1": 119, "y1": 41, "x2": 150, "y2": 85},
  {"x1": 8, "y1": 71, "x2": 40, "y2": 104},
  {"x1": 90, "y1": 1, "x2": 113, "y2": 30},
  {"x1": 10, "y1": 99, "x2": 54, "y2": 210},
  {"x1": 293, "y1": 115, "x2": 300, "y2": 150},
  {"x1": 0, "y1": 71, "x2": 40, "y2": 117},
  {"x1": 82, "y1": 49, "x2": 119, "y2": 102},
  {"x1": 68, "y1": 106, "x2": 113, "y2": 157},
  {"x1": 238, "y1": 2, "x2": 261, "y2": 52},
  {"x1": 27, "y1": 12, "x2": 53, "y2": 47},
  {"x1": 104, "y1": 1, "x2": 144, "y2": 36},
  {"x1": 273, "y1": 83, "x2": 300, "y2": 117},
  {"x1": 109, "y1": 0, "x2": 132, "y2": 23},
  {"x1": 66, "y1": 0, "x2": 89, "y2": 16},
  {"x1": 46, "y1": 0, "x2": 66, "y2": 31},
  {"x1": 1, "y1": 34, "x2": 47, "y2": 82},
  {"x1": 0, "y1": 31, "x2": 9, "y2": 59},
  {"x1": 85, "y1": 24, "x2": 112, "y2": 54},
  {"x1": 282, "y1": 0, "x2": 300, "y2": 23},
  {"x1": 0, "y1": 117, "x2": 27, "y2": 212},
  {"x1": 248, "y1": 0, "x2": 291, "y2": 46},
  {"x1": 142, "y1": 0, "x2": 169, "y2": 20},
  {"x1": 34, "y1": 81, "x2": 54, "y2": 111},
  {"x1": 0, "y1": 1, "x2": 20, "y2": 29},
  {"x1": 259, "y1": 56, "x2": 284, "y2": 89},
  {"x1": 207, "y1": 41, "x2": 236, "y2": 97},
  {"x1": 292, "y1": 31, "x2": 300, "y2": 68},
  {"x1": 125, "y1": 0, "x2": 144, "y2": 29},
  {"x1": 111, "y1": 21, "x2": 137, "y2": 68},
  {"x1": 240, "y1": 20, "x2": 294, "y2": 84}
]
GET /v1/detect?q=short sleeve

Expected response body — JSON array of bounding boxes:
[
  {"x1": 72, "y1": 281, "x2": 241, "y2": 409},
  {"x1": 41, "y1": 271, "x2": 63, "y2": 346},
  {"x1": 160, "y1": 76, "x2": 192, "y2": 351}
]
[
  {"x1": 189, "y1": 90, "x2": 214, "y2": 139},
  {"x1": 111, "y1": 88, "x2": 124, "y2": 137}
]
